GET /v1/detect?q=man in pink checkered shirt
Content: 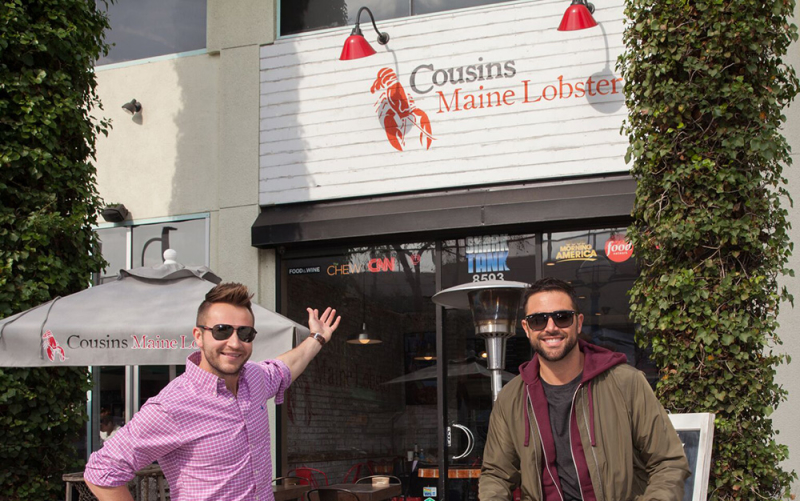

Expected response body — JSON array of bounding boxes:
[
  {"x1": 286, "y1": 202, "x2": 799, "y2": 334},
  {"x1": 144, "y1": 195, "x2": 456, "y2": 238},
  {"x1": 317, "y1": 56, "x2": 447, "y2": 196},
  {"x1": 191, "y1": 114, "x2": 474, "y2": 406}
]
[{"x1": 84, "y1": 283, "x2": 340, "y2": 501}]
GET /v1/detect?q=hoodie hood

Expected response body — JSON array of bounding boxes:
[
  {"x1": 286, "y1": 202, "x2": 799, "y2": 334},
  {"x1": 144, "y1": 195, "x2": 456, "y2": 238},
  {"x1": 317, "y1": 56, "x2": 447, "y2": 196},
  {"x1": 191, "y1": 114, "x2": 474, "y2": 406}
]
[{"x1": 519, "y1": 339, "x2": 627, "y2": 385}]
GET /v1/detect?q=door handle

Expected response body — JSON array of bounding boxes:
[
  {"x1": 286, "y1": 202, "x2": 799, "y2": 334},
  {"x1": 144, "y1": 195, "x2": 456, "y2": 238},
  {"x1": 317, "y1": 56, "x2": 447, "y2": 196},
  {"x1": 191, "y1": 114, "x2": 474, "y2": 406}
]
[{"x1": 447, "y1": 423, "x2": 475, "y2": 461}]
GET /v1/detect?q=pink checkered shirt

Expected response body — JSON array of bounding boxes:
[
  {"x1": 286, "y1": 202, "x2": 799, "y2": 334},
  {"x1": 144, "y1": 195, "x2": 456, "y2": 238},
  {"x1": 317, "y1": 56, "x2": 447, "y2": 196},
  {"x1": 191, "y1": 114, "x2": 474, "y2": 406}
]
[{"x1": 84, "y1": 351, "x2": 291, "y2": 501}]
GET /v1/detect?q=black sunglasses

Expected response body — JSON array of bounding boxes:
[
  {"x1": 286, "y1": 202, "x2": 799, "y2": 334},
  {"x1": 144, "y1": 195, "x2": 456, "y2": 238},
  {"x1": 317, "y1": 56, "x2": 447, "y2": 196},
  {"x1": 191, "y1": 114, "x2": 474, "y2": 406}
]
[
  {"x1": 197, "y1": 324, "x2": 257, "y2": 343},
  {"x1": 523, "y1": 310, "x2": 576, "y2": 331}
]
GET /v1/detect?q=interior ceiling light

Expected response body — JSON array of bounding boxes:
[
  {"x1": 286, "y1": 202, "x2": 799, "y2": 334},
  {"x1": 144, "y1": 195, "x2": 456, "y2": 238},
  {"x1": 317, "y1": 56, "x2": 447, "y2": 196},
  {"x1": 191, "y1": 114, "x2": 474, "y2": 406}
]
[
  {"x1": 347, "y1": 271, "x2": 382, "y2": 345},
  {"x1": 558, "y1": 0, "x2": 598, "y2": 31},
  {"x1": 347, "y1": 322, "x2": 382, "y2": 345},
  {"x1": 121, "y1": 98, "x2": 142, "y2": 115},
  {"x1": 340, "y1": 6, "x2": 390, "y2": 60},
  {"x1": 414, "y1": 342, "x2": 437, "y2": 361}
]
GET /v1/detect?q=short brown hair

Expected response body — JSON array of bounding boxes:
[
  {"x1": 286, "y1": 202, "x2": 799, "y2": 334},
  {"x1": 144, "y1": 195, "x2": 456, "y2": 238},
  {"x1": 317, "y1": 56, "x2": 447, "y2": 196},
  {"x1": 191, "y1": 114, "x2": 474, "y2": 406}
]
[
  {"x1": 197, "y1": 283, "x2": 255, "y2": 324},
  {"x1": 522, "y1": 277, "x2": 580, "y2": 313}
]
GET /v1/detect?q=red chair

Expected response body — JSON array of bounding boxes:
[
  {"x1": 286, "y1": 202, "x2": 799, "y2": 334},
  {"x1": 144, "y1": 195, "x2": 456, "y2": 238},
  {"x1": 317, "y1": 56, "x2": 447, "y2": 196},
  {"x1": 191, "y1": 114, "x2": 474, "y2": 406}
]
[
  {"x1": 288, "y1": 467, "x2": 329, "y2": 488},
  {"x1": 342, "y1": 461, "x2": 374, "y2": 483}
]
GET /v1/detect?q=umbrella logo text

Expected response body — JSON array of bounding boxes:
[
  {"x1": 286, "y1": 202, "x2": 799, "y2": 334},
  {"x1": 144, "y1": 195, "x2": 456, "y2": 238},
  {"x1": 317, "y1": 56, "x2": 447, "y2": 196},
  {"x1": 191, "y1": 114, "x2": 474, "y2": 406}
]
[{"x1": 42, "y1": 330, "x2": 66, "y2": 362}]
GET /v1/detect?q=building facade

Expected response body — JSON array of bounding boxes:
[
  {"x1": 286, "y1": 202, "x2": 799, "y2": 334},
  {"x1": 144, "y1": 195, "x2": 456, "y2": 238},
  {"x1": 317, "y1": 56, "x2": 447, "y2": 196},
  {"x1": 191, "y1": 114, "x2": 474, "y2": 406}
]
[{"x1": 92, "y1": 0, "x2": 800, "y2": 496}]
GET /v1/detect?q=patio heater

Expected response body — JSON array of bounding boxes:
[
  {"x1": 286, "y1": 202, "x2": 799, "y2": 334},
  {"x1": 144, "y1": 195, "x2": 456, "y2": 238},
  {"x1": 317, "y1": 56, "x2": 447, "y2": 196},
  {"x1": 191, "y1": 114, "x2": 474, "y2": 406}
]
[{"x1": 432, "y1": 280, "x2": 529, "y2": 403}]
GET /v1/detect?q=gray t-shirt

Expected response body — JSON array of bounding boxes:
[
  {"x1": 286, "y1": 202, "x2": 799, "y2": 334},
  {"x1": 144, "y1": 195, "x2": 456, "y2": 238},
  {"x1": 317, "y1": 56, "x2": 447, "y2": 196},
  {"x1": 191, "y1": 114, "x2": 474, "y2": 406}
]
[{"x1": 541, "y1": 372, "x2": 583, "y2": 501}]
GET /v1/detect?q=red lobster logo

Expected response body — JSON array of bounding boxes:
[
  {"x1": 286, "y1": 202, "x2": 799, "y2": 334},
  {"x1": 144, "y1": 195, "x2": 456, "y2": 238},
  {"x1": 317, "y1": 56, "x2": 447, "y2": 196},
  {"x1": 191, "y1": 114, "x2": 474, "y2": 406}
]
[
  {"x1": 371, "y1": 68, "x2": 434, "y2": 152},
  {"x1": 42, "y1": 330, "x2": 66, "y2": 362}
]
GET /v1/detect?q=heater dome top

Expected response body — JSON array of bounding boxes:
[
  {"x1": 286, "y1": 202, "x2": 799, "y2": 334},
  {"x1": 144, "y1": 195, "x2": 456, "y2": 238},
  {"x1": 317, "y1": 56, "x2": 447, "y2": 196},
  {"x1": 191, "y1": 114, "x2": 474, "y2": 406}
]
[{"x1": 432, "y1": 280, "x2": 530, "y2": 310}]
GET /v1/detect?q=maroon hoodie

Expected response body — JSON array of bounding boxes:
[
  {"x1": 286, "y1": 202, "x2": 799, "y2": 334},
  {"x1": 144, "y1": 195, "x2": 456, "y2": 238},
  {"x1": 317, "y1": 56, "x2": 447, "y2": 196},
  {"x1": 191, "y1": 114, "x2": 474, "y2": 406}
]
[{"x1": 519, "y1": 340, "x2": 627, "y2": 501}]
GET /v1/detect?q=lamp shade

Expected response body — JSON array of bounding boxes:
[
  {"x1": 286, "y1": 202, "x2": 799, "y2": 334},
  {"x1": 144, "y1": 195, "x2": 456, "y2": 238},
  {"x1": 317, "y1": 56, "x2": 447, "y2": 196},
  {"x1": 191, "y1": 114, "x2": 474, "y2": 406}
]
[
  {"x1": 340, "y1": 34, "x2": 377, "y2": 60},
  {"x1": 558, "y1": 1, "x2": 598, "y2": 31},
  {"x1": 347, "y1": 322, "x2": 382, "y2": 344}
]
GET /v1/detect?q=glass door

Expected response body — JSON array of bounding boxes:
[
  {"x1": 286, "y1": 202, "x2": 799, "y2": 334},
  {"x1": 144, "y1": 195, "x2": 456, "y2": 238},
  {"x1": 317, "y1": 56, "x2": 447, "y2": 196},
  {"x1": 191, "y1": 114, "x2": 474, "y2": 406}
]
[{"x1": 279, "y1": 227, "x2": 643, "y2": 499}]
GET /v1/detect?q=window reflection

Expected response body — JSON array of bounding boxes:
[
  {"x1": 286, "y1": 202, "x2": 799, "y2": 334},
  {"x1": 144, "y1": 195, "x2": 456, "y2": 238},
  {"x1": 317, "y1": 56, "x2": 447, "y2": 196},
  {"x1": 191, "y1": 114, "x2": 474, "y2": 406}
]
[
  {"x1": 97, "y1": 0, "x2": 206, "y2": 65},
  {"x1": 279, "y1": 0, "x2": 516, "y2": 36},
  {"x1": 131, "y1": 219, "x2": 206, "y2": 268},
  {"x1": 97, "y1": 367, "x2": 125, "y2": 449},
  {"x1": 282, "y1": 243, "x2": 437, "y2": 483},
  {"x1": 96, "y1": 227, "x2": 128, "y2": 284},
  {"x1": 543, "y1": 229, "x2": 654, "y2": 381},
  {"x1": 281, "y1": 229, "x2": 646, "y2": 496}
]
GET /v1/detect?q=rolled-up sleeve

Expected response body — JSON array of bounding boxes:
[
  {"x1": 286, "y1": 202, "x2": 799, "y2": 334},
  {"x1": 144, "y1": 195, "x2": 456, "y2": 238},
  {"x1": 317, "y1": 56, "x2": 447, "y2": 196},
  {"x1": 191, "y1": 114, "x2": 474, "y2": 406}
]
[
  {"x1": 256, "y1": 359, "x2": 292, "y2": 404},
  {"x1": 84, "y1": 400, "x2": 183, "y2": 487}
]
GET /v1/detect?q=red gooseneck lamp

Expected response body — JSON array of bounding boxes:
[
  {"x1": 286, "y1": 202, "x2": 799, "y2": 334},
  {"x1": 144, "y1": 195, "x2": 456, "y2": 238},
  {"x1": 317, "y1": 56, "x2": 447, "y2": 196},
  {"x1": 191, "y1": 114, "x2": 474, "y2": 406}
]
[
  {"x1": 340, "y1": 6, "x2": 390, "y2": 60},
  {"x1": 558, "y1": 0, "x2": 598, "y2": 31}
]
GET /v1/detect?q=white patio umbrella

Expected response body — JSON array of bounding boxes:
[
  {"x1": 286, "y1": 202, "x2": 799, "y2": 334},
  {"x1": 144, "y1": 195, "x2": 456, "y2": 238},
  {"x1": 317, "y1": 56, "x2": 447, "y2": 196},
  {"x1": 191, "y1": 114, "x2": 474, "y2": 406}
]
[{"x1": 0, "y1": 252, "x2": 309, "y2": 367}]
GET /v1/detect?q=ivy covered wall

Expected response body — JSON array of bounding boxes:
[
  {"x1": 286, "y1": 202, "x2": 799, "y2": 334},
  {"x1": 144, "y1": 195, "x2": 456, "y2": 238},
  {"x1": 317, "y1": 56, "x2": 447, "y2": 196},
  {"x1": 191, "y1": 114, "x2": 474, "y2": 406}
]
[
  {"x1": 619, "y1": 0, "x2": 799, "y2": 498},
  {"x1": 0, "y1": 1, "x2": 110, "y2": 498}
]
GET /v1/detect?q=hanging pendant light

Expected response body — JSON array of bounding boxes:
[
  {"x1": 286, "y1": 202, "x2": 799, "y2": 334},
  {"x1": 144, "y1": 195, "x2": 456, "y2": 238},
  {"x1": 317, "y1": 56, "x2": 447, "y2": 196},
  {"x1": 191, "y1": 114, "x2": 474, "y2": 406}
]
[
  {"x1": 558, "y1": 0, "x2": 598, "y2": 31},
  {"x1": 347, "y1": 265, "x2": 382, "y2": 344},
  {"x1": 340, "y1": 6, "x2": 390, "y2": 60},
  {"x1": 413, "y1": 341, "x2": 437, "y2": 361},
  {"x1": 347, "y1": 322, "x2": 382, "y2": 345}
]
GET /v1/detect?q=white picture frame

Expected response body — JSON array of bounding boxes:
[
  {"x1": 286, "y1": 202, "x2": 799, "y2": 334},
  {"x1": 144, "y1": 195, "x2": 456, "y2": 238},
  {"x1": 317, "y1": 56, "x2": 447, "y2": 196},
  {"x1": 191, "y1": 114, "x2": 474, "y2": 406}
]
[{"x1": 668, "y1": 413, "x2": 715, "y2": 501}]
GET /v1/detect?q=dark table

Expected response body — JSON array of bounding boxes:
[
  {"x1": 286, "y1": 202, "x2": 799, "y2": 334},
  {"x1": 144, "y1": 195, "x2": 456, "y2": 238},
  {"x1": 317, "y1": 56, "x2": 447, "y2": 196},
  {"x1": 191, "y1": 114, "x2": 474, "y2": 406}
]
[
  {"x1": 323, "y1": 482, "x2": 402, "y2": 501},
  {"x1": 273, "y1": 483, "x2": 312, "y2": 501}
]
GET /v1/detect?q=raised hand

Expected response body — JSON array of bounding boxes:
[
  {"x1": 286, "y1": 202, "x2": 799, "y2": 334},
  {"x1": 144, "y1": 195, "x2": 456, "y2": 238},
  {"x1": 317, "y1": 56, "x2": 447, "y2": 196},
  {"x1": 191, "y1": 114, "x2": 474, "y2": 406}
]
[{"x1": 306, "y1": 307, "x2": 341, "y2": 343}]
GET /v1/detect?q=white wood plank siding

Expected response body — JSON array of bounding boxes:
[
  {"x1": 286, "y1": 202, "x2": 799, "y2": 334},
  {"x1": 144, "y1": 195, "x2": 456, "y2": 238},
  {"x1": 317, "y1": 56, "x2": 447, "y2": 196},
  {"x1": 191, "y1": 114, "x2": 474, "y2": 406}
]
[{"x1": 259, "y1": 0, "x2": 628, "y2": 206}]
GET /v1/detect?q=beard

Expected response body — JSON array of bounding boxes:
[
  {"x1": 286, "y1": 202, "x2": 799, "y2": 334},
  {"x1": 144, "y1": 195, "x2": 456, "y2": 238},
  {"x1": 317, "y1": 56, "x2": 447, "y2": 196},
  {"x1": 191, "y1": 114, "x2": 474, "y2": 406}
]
[
  {"x1": 532, "y1": 333, "x2": 579, "y2": 362},
  {"x1": 201, "y1": 344, "x2": 250, "y2": 377}
]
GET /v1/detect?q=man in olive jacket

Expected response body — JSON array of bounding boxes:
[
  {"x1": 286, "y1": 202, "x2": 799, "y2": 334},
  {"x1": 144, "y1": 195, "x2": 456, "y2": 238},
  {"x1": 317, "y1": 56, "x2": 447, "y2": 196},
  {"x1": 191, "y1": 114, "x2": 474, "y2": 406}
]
[{"x1": 479, "y1": 278, "x2": 689, "y2": 501}]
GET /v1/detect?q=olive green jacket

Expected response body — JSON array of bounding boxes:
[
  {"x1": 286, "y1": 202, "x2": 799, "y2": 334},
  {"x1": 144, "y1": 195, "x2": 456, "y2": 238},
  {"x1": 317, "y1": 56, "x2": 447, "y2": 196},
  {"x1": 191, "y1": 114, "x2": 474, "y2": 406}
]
[{"x1": 479, "y1": 343, "x2": 690, "y2": 501}]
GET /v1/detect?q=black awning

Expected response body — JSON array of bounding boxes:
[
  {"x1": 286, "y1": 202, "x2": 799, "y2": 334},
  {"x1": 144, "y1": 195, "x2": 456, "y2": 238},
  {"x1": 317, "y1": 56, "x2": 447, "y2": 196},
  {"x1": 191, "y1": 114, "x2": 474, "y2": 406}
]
[{"x1": 251, "y1": 175, "x2": 636, "y2": 248}]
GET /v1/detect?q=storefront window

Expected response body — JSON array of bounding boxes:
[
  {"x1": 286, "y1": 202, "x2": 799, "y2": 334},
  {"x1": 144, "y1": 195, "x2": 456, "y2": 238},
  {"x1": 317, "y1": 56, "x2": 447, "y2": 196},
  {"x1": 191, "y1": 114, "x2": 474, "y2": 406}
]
[
  {"x1": 281, "y1": 243, "x2": 437, "y2": 482},
  {"x1": 96, "y1": 226, "x2": 128, "y2": 284},
  {"x1": 131, "y1": 219, "x2": 207, "y2": 268},
  {"x1": 97, "y1": 0, "x2": 207, "y2": 66},
  {"x1": 280, "y1": 0, "x2": 515, "y2": 36},
  {"x1": 280, "y1": 228, "x2": 642, "y2": 495},
  {"x1": 542, "y1": 228, "x2": 654, "y2": 380},
  {"x1": 96, "y1": 367, "x2": 126, "y2": 450}
]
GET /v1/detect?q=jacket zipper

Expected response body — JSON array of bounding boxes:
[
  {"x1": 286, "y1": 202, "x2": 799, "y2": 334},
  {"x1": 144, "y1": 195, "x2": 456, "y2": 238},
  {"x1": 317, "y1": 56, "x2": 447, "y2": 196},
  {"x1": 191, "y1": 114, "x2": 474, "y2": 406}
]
[
  {"x1": 526, "y1": 389, "x2": 545, "y2": 501},
  {"x1": 569, "y1": 383, "x2": 586, "y2": 501},
  {"x1": 580, "y1": 387, "x2": 604, "y2": 501},
  {"x1": 529, "y1": 387, "x2": 564, "y2": 501}
]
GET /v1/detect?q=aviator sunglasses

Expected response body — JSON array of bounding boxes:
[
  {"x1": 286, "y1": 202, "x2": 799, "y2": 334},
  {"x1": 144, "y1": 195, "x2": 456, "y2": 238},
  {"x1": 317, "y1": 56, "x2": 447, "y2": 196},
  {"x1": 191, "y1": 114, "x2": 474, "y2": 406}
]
[
  {"x1": 523, "y1": 310, "x2": 576, "y2": 331},
  {"x1": 196, "y1": 324, "x2": 258, "y2": 343}
]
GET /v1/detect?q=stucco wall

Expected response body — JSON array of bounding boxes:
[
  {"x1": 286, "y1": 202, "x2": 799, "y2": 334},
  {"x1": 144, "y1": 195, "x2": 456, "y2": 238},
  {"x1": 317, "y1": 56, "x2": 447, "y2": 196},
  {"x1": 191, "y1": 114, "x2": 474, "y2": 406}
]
[
  {"x1": 773, "y1": 0, "x2": 800, "y2": 492},
  {"x1": 94, "y1": 54, "x2": 220, "y2": 221}
]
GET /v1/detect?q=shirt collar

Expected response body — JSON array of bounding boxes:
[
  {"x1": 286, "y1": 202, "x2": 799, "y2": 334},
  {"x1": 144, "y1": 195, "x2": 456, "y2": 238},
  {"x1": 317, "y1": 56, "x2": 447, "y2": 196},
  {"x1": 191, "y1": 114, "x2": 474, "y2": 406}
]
[{"x1": 185, "y1": 351, "x2": 223, "y2": 395}]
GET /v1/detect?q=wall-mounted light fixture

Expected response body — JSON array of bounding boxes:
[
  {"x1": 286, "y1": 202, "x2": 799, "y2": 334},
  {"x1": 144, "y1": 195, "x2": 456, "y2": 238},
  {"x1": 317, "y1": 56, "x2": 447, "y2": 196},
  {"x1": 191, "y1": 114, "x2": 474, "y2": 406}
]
[
  {"x1": 101, "y1": 203, "x2": 129, "y2": 223},
  {"x1": 340, "y1": 6, "x2": 390, "y2": 60},
  {"x1": 121, "y1": 99, "x2": 142, "y2": 115},
  {"x1": 558, "y1": 0, "x2": 598, "y2": 31}
]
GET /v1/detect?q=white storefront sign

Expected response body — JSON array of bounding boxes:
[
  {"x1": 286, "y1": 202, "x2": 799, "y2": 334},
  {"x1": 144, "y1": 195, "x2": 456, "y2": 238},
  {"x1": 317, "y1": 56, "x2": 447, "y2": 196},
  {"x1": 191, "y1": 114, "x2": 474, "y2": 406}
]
[{"x1": 259, "y1": 0, "x2": 628, "y2": 205}]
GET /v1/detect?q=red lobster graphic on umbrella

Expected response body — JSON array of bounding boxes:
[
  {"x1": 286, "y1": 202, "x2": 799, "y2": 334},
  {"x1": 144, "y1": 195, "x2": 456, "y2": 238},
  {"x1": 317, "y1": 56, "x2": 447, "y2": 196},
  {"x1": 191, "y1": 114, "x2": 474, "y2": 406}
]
[
  {"x1": 43, "y1": 330, "x2": 67, "y2": 362},
  {"x1": 371, "y1": 68, "x2": 434, "y2": 152}
]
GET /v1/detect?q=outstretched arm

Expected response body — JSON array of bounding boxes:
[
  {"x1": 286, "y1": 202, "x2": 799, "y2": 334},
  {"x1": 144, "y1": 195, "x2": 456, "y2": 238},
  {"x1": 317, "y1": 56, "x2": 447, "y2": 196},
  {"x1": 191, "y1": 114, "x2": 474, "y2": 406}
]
[{"x1": 276, "y1": 307, "x2": 340, "y2": 381}]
